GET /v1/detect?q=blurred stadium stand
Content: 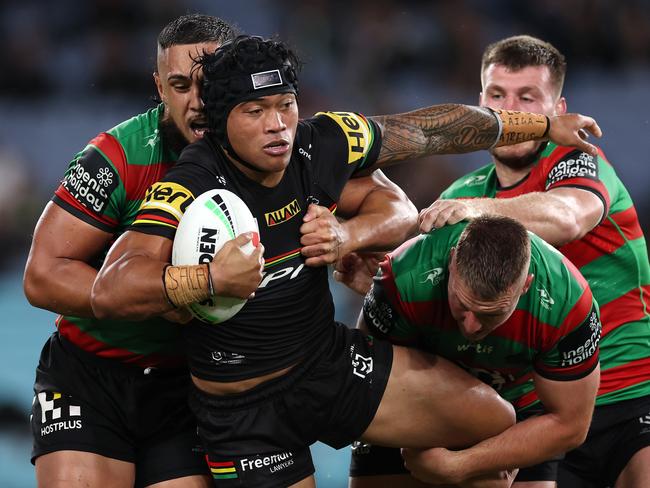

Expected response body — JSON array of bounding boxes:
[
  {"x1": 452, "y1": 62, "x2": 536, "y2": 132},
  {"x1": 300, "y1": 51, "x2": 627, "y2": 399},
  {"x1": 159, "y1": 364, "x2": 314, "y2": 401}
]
[{"x1": 1, "y1": 0, "x2": 648, "y2": 485}]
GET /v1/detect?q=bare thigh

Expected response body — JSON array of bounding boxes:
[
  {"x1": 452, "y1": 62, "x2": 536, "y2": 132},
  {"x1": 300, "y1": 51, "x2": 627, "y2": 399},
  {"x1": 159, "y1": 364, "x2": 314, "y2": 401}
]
[
  {"x1": 512, "y1": 482, "x2": 556, "y2": 488},
  {"x1": 290, "y1": 474, "x2": 316, "y2": 488},
  {"x1": 36, "y1": 451, "x2": 134, "y2": 488},
  {"x1": 614, "y1": 446, "x2": 650, "y2": 488},
  {"x1": 361, "y1": 345, "x2": 514, "y2": 449}
]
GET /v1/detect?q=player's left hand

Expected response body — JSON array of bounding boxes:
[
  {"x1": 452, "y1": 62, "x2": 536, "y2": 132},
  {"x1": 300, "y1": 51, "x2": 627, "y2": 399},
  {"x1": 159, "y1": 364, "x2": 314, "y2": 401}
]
[
  {"x1": 419, "y1": 199, "x2": 481, "y2": 232},
  {"x1": 402, "y1": 448, "x2": 516, "y2": 488},
  {"x1": 300, "y1": 204, "x2": 350, "y2": 267},
  {"x1": 548, "y1": 113, "x2": 602, "y2": 156},
  {"x1": 333, "y1": 251, "x2": 384, "y2": 295}
]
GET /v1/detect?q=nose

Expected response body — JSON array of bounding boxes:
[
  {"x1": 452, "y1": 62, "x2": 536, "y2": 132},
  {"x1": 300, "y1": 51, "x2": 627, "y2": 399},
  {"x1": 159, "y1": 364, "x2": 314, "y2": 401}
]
[
  {"x1": 501, "y1": 95, "x2": 521, "y2": 112},
  {"x1": 189, "y1": 83, "x2": 204, "y2": 112},
  {"x1": 461, "y1": 313, "x2": 483, "y2": 337},
  {"x1": 265, "y1": 110, "x2": 286, "y2": 133}
]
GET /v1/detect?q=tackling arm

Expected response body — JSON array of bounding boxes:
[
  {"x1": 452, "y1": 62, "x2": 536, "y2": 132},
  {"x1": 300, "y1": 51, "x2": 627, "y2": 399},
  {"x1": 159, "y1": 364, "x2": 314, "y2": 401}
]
[
  {"x1": 420, "y1": 187, "x2": 604, "y2": 246},
  {"x1": 370, "y1": 105, "x2": 601, "y2": 167},
  {"x1": 403, "y1": 365, "x2": 600, "y2": 484},
  {"x1": 23, "y1": 202, "x2": 113, "y2": 317}
]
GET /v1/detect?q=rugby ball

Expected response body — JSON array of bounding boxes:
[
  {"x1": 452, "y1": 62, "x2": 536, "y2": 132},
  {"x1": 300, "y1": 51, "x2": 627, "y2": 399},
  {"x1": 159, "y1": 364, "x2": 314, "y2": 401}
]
[{"x1": 172, "y1": 189, "x2": 259, "y2": 324}]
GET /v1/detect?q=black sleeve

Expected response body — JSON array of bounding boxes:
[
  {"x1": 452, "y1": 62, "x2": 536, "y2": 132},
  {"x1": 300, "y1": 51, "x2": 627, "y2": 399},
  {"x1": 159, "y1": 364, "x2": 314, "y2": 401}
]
[{"x1": 300, "y1": 112, "x2": 383, "y2": 201}]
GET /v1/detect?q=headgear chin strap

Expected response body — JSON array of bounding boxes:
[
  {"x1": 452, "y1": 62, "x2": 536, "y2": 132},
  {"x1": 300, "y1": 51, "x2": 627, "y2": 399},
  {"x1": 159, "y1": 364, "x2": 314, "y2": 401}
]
[{"x1": 199, "y1": 36, "x2": 300, "y2": 170}]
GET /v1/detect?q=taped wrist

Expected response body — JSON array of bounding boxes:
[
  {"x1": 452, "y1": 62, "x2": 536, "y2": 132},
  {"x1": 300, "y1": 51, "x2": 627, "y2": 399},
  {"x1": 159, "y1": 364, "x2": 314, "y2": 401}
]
[
  {"x1": 490, "y1": 109, "x2": 550, "y2": 148},
  {"x1": 163, "y1": 264, "x2": 212, "y2": 307}
]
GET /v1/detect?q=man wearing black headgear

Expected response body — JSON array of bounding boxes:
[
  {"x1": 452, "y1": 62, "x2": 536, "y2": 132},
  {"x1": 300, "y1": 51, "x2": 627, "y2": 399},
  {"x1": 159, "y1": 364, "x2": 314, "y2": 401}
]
[{"x1": 92, "y1": 35, "x2": 604, "y2": 487}]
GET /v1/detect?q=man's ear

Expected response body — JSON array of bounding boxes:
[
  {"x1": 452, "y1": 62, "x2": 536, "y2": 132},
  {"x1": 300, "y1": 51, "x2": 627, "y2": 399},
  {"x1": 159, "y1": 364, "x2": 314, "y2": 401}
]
[
  {"x1": 522, "y1": 273, "x2": 534, "y2": 294},
  {"x1": 153, "y1": 72, "x2": 165, "y2": 103},
  {"x1": 555, "y1": 96, "x2": 567, "y2": 116}
]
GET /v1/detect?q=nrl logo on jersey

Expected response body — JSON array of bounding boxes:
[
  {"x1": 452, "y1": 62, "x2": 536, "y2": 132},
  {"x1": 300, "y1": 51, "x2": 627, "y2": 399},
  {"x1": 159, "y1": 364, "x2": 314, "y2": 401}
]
[
  {"x1": 420, "y1": 267, "x2": 444, "y2": 286},
  {"x1": 537, "y1": 286, "x2": 555, "y2": 310},
  {"x1": 463, "y1": 175, "x2": 488, "y2": 187}
]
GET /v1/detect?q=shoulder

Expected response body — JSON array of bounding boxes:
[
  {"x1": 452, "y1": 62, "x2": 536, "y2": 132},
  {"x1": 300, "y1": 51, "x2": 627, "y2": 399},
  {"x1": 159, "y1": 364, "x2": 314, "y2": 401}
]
[{"x1": 441, "y1": 164, "x2": 495, "y2": 199}]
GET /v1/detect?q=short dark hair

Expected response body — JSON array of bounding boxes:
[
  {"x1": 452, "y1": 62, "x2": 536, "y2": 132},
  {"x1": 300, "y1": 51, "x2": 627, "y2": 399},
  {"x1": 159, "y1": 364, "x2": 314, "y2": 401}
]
[
  {"x1": 455, "y1": 216, "x2": 530, "y2": 300},
  {"x1": 200, "y1": 35, "x2": 301, "y2": 148},
  {"x1": 481, "y1": 35, "x2": 566, "y2": 96},
  {"x1": 157, "y1": 14, "x2": 236, "y2": 50}
]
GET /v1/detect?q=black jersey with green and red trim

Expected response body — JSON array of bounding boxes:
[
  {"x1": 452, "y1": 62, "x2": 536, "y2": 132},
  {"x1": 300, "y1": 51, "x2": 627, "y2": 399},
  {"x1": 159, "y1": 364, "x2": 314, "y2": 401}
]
[
  {"x1": 441, "y1": 142, "x2": 650, "y2": 406},
  {"x1": 363, "y1": 222, "x2": 600, "y2": 412},
  {"x1": 50, "y1": 105, "x2": 188, "y2": 368},
  {"x1": 131, "y1": 111, "x2": 382, "y2": 382}
]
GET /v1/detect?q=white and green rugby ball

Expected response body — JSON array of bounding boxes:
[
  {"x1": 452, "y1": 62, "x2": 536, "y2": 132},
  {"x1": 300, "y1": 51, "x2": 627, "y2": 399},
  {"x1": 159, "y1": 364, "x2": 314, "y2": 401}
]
[{"x1": 172, "y1": 189, "x2": 259, "y2": 324}]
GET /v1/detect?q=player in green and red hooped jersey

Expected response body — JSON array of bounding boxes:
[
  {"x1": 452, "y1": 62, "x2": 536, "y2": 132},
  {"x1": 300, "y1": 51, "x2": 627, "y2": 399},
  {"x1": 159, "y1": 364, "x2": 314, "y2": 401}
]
[
  {"x1": 418, "y1": 35, "x2": 650, "y2": 488},
  {"x1": 347, "y1": 217, "x2": 600, "y2": 488},
  {"x1": 23, "y1": 15, "x2": 421, "y2": 488}
]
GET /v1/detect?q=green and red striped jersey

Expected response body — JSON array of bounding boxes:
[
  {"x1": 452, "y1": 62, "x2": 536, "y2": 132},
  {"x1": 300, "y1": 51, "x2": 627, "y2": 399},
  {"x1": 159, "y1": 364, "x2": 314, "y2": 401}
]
[
  {"x1": 441, "y1": 142, "x2": 650, "y2": 405},
  {"x1": 363, "y1": 222, "x2": 600, "y2": 413},
  {"x1": 51, "y1": 104, "x2": 184, "y2": 368}
]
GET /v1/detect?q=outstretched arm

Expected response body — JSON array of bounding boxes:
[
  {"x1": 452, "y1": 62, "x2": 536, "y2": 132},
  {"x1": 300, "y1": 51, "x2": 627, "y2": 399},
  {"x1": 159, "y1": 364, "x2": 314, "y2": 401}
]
[
  {"x1": 370, "y1": 105, "x2": 601, "y2": 167},
  {"x1": 420, "y1": 187, "x2": 604, "y2": 246}
]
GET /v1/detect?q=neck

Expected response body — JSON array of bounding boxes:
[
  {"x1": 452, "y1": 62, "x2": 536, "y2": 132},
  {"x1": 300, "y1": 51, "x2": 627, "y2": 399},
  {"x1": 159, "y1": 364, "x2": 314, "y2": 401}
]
[
  {"x1": 492, "y1": 161, "x2": 533, "y2": 188},
  {"x1": 226, "y1": 152, "x2": 285, "y2": 188}
]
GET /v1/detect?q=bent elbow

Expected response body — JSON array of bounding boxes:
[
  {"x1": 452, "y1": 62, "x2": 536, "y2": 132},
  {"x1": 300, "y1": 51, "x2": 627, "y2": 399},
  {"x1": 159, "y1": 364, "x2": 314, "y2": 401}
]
[{"x1": 23, "y1": 265, "x2": 49, "y2": 309}]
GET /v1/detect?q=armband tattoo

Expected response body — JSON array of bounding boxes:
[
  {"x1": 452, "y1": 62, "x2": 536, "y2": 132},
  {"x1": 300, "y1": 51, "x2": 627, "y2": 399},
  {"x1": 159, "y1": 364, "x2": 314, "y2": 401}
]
[
  {"x1": 163, "y1": 264, "x2": 212, "y2": 308},
  {"x1": 490, "y1": 109, "x2": 550, "y2": 147}
]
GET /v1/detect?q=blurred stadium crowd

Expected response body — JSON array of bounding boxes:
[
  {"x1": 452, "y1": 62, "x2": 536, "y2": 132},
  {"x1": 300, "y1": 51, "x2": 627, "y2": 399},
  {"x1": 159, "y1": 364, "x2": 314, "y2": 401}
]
[
  {"x1": 0, "y1": 0, "x2": 648, "y2": 485},
  {"x1": 1, "y1": 0, "x2": 649, "y2": 270}
]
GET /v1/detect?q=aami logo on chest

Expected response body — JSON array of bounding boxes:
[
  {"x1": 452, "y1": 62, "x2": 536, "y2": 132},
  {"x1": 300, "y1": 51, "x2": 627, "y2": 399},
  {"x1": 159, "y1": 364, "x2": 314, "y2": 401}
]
[{"x1": 265, "y1": 199, "x2": 301, "y2": 226}]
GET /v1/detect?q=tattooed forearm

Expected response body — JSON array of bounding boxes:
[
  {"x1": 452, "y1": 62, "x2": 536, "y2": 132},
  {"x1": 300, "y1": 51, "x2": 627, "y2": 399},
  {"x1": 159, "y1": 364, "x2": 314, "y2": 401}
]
[{"x1": 370, "y1": 104, "x2": 499, "y2": 166}]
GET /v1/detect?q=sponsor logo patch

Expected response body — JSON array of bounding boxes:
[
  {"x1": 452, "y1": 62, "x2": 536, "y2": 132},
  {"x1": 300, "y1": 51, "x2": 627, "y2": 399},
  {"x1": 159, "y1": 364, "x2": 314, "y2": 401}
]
[
  {"x1": 240, "y1": 451, "x2": 295, "y2": 474},
  {"x1": 140, "y1": 182, "x2": 194, "y2": 220},
  {"x1": 35, "y1": 391, "x2": 83, "y2": 436},
  {"x1": 265, "y1": 199, "x2": 301, "y2": 227},
  {"x1": 318, "y1": 111, "x2": 373, "y2": 165},
  {"x1": 558, "y1": 306, "x2": 601, "y2": 367},
  {"x1": 363, "y1": 290, "x2": 397, "y2": 336},
  {"x1": 61, "y1": 148, "x2": 119, "y2": 213},
  {"x1": 546, "y1": 151, "x2": 599, "y2": 188},
  {"x1": 210, "y1": 351, "x2": 246, "y2": 366}
]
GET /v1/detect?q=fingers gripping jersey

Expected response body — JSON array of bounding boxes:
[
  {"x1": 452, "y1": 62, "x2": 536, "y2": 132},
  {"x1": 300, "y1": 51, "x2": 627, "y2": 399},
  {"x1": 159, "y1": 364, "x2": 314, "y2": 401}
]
[
  {"x1": 131, "y1": 112, "x2": 382, "y2": 381},
  {"x1": 363, "y1": 223, "x2": 600, "y2": 412},
  {"x1": 441, "y1": 142, "x2": 650, "y2": 406},
  {"x1": 51, "y1": 105, "x2": 186, "y2": 367}
]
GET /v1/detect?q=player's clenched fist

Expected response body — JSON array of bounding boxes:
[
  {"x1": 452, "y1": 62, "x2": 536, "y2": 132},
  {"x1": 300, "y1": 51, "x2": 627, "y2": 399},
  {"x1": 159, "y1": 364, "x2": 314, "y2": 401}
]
[
  {"x1": 210, "y1": 232, "x2": 264, "y2": 299},
  {"x1": 300, "y1": 203, "x2": 350, "y2": 267}
]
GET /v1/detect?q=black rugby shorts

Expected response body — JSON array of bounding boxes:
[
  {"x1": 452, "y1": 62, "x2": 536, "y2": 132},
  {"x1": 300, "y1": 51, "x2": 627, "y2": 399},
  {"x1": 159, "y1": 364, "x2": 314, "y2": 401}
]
[
  {"x1": 558, "y1": 395, "x2": 650, "y2": 488},
  {"x1": 189, "y1": 322, "x2": 393, "y2": 487},
  {"x1": 31, "y1": 333, "x2": 208, "y2": 487}
]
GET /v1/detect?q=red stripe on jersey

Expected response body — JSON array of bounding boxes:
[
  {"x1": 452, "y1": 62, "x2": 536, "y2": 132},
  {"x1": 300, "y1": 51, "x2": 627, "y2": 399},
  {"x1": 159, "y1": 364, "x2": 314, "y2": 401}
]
[
  {"x1": 54, "y1": 185, "x2": 119, "y2": 227},
  {"x1": 598, "y1": 356, "x2": 650, "y2": 396},
  {"x1": 513, "y1": 390, "x2": 538, "y2": 410},
  {"x1": 91, "y1": 132, "x2": 175, "y2": 201},
  {"x1": 601, "y1": 284, "x2": 650, "y2": 336},
  {"x1": 136, "y1": 213, "x2": 179, "y2": 227},
  {"x1": 557, "y1": 288, "x2": 594, "y2": 341},
  {"x1": 560, "y1": 206, "x2": 644, "y2": 268},
  {"x1": 57, "y1": 317, "x2": 184, "y2": 368},
  {"x1": 90, "y1": 133, "x2": 127, "y2": 176},
  {"x1": 123, "y1": 161, "x2": 175, "y2": 201}
]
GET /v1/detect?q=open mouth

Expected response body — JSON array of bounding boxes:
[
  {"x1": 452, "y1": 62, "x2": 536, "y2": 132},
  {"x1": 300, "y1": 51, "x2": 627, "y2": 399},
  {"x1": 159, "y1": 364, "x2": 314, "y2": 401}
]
[{"x1": 190, "y1": 120, "x2": 208, "y2": 139}]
